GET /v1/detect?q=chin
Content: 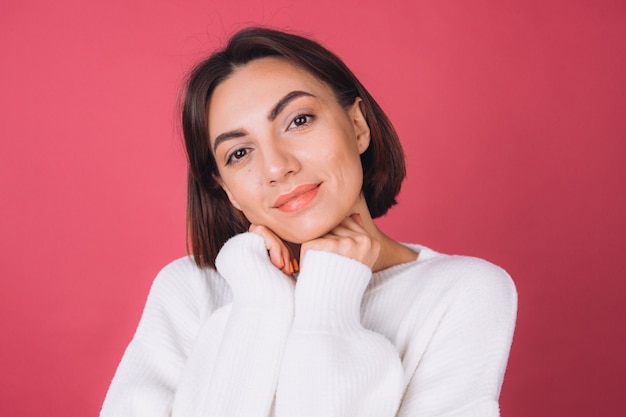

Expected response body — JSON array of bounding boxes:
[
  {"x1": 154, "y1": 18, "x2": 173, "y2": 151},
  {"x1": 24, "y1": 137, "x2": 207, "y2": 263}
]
[
  {"x1": 276, "y1": 229, "x2": 319, "y2": 244},
  {"x1": 276, "y1": 219, "x2": 341, "y2": 244}
]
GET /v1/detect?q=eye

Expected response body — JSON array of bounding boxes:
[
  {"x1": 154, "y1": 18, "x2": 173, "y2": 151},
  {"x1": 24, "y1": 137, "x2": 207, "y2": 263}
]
[
  {"x1": 226, "y1": 147, "x2": 252, "y2": 165},
  {"x1": 288, "y1": 114, "x2": 314, "y2": 129}
]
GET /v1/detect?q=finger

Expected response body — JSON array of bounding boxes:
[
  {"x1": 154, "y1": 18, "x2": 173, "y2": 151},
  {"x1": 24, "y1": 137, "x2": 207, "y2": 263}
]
[
  {"x1": 324, "y1": 225, "x2": 354, "y2": 238},
  {"x1": 302, "y1": 217, "x2": 380, "y2": 269},
  {"x1": 249, "y1": 225, "x2": 292, "y2": 272},
  {"x1": 351, "y1": 212, "x2": 364, "y2": 227},
  {"x1": 340, "y1": 215, "x2": 368, "y2": 234},
  {"x1": 281, "y1": 243, "x2": 296, "y2": 275},
  {"x1": 328, "y1": 221, "x2": 366, "y2": 238}
]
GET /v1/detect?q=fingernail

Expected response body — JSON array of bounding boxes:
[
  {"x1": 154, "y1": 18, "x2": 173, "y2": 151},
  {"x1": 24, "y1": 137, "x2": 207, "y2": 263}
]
[
  {"x1": 279, "y1": 257, "x2": 285, "y2": 269},
  {"x1": 293, "y1": 258, "x2": 299, "y2": 272},
  {"x1": 288, "y1": 259, "x2": 294, "y2": 274}
]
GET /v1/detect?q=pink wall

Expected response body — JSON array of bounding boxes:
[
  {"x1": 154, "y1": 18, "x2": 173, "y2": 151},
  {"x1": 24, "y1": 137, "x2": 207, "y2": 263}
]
[{"x1": 1, "y1": 0, "x2": 624, "y2": 415}]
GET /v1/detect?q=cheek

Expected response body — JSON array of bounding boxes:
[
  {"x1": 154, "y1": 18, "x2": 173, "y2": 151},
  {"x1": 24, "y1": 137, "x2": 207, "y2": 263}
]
[
  {"x1": 221, "y1": 171, "x2": 258, "y2": 207},
  {"x1": 230, "y1": 181, "x2": 268, "y2": 217},
  {"x1": 323, "y1": 142, "x2": 363, "y2": 182},
  {"x1": 312, "y1": 136, "x2": 357, "y2": 166}
]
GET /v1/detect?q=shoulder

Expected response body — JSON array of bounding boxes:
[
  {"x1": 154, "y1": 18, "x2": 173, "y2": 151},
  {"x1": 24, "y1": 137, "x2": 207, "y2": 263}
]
[
  {"x1": 388, "y1": 250, "x2": 517, "y2": 415},
  {"x1": 430, "y1": 252, "x2": 514, "y2": 294},
  {"x1": 408, "y1": 244, "x2": 514, "y2": 296},
  {"x1": 147, "y1": 256, "x2": 231, "y2": 317},
  {"x1": 156, "y1": 255, "x2": 210, "y2": 282},
  {"x1": 364, "y1": 247, "x2": 517, "y2": 364},
  {"x1": 415, "y1": 248, "x2": 518, "y2": 326},
  {"x1": 388, "y1": 245, "x2": 517, "y2": 323}
]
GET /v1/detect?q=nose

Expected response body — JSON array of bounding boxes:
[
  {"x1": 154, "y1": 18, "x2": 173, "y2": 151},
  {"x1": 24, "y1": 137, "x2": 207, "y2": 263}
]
[{"x1": 261, "y1": 141, "x2": 300, "y2": 184}]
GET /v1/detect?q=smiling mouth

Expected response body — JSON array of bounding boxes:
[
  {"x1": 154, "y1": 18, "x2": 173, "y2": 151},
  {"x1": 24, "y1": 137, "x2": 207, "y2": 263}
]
[{"x1": 273, "y1": 183, "x2": 320, "y2": 212}]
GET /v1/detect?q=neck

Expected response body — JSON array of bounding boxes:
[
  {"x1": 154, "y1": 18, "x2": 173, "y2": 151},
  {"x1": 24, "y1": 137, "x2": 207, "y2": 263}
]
[{"x1": 357, "y1": 210, "x2": 418, "y2": 273}]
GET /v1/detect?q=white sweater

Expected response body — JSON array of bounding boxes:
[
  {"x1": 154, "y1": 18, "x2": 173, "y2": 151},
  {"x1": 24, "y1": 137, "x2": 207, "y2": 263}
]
[{"x1": 101, "y1": 232, "x2": 517, "y2": 417}]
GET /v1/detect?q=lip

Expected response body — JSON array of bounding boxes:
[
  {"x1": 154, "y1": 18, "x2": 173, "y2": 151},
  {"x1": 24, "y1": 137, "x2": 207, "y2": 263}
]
[{"x1": 273, "y1": 183, "x2": 321, "y2": 213}]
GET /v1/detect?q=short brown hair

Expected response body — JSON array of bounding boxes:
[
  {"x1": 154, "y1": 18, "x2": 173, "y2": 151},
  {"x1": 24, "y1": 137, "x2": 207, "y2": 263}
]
[{"x1": 182, "y1": 27, "x2": 406, "y2": 269}]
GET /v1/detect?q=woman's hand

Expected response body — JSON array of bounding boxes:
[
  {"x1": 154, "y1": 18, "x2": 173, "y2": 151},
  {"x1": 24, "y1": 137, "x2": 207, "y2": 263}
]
[
  {"x1": 301, "y1": 214, "x2": 381, "y2": 270},
  {"x1": 249, "y1": 224, "x2": 299, "y2": 276}
]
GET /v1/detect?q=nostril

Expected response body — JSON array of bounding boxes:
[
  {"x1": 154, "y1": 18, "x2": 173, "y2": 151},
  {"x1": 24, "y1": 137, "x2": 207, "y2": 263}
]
[{"x1": 263, "y1": 149, "x2": 300, "y2": 183}]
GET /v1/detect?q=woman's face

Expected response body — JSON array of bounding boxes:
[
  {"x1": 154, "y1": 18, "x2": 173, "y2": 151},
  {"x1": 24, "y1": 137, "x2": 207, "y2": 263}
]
[{"x1": 208, "y1": 57, "x2": 371, "y2": 243}]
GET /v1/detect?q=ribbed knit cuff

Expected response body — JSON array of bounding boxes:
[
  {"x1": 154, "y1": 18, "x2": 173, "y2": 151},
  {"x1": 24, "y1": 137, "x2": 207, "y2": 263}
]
[
  {"x1": 215, "y1": 233, "x2": 294, "y2": 307},
  {"x1": 293, "y1": 250, "x2": 371, "y2": 330}
]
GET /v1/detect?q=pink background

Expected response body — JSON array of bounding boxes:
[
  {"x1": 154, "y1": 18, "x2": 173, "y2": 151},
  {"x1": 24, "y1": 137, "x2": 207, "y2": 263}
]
[{"x1": 1, "y1": 0, "x2": 624, "y2": 415}]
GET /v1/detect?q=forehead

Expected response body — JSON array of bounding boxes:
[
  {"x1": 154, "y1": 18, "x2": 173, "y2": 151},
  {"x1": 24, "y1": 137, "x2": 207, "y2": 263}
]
[
  {"x1": 208, "y1": 57, "x2": 333, "y2": 127},
  {"x1": 219, "y1": 56, "x2": 327, "y2": 97}
]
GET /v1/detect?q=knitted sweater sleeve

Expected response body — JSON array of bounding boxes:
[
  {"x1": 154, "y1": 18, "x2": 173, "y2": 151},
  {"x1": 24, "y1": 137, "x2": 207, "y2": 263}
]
[
  {"x1": 100, "y1": 233, "x2": 294, "y2": 417},
  {"x1": 199, "y1": 232, "x2": 295, "y2": 417},
  {"x1": 275, "y1": 250, "x2": 405, "y2": 417}
]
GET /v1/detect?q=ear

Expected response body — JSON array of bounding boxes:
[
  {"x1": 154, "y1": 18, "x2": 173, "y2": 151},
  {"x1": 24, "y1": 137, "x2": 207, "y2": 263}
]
[
  {"x1": 213, "y1": 174, "x2": 242, "y2": 211},
  {"x1": 349, "y1": 98, "x2": 371, "y2": 155}
]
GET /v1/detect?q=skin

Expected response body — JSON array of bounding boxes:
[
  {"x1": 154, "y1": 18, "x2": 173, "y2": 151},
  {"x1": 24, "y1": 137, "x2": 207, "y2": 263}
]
[{"x1": 209, "y1": 57, "x2": 417, "y2": 274}]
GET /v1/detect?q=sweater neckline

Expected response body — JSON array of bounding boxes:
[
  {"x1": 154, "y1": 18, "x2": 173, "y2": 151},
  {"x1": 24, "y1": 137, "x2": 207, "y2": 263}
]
[{"x1": 368, "y1": 243, "x2": 438, "y2": 289}]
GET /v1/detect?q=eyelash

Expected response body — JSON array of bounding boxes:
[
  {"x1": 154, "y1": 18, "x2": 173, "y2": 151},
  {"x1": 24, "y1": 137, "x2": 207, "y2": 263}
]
[
  {"x1": 224, "y1": 114, "x2": 315, "y2": 165},
  {"x1": 226, "y1": 147, "x2": 252, "y2": 165},
  {"x1": 288, "y1": 113, "x2": 315, "y2": 129}
]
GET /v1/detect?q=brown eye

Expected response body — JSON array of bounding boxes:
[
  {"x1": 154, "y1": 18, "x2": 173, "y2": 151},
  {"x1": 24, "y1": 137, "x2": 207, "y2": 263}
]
[
  {"x1": 227, "y1": 148, "x2": 251, "y2": 164},
  {"x1": 288, "y1": 114, "x2": 314, "y2": 129},
  {"x1": 294, "y1": 116, "x2": 308, "y2": 126}
]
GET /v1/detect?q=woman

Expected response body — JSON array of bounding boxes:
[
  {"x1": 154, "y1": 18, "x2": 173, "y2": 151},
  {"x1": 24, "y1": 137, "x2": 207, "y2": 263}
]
[{"x1": 101, "y1": 27, "x2": 517, "y2": 417}]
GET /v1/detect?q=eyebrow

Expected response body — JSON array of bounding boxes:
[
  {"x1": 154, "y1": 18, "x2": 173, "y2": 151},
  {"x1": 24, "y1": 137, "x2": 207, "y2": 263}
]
[
  {"x1": 268, "y1": 90, "x2": 315, "y2": 121},
  {"x1": 212, "y1": 90, "x2": 315, "y2": 153},
  {"x1": 212, "y1": 130, "x2": 247, "y2": 153}
]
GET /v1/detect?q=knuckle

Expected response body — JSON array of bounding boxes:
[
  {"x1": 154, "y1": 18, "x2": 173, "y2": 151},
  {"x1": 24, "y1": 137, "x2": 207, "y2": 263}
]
[{"x1": 354, "y1": 233, "x2": 371, "y2": 247}]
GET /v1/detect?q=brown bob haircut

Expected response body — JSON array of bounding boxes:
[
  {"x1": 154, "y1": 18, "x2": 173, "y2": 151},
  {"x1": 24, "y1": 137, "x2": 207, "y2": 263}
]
[{"x1": 182, "y1": 27, "x2": 406, "y2": 269}]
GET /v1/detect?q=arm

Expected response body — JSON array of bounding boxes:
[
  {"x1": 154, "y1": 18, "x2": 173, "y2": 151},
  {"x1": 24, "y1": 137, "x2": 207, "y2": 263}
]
[
  {"x1": 100, "y1": 258, "x2": 209, "y2": 417},
  {"x1": 101, "y1": 233, "x2": 294, "y2": 417},
  {"x1": 397, "y1": 259, "x2": 517, "y2": 417},
  {"x1": 275, "y1": 220, "x2": 405, "y2": 417},
  {"x1": 199, "y1": 232, "x2": 295, "y2": 417}
]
